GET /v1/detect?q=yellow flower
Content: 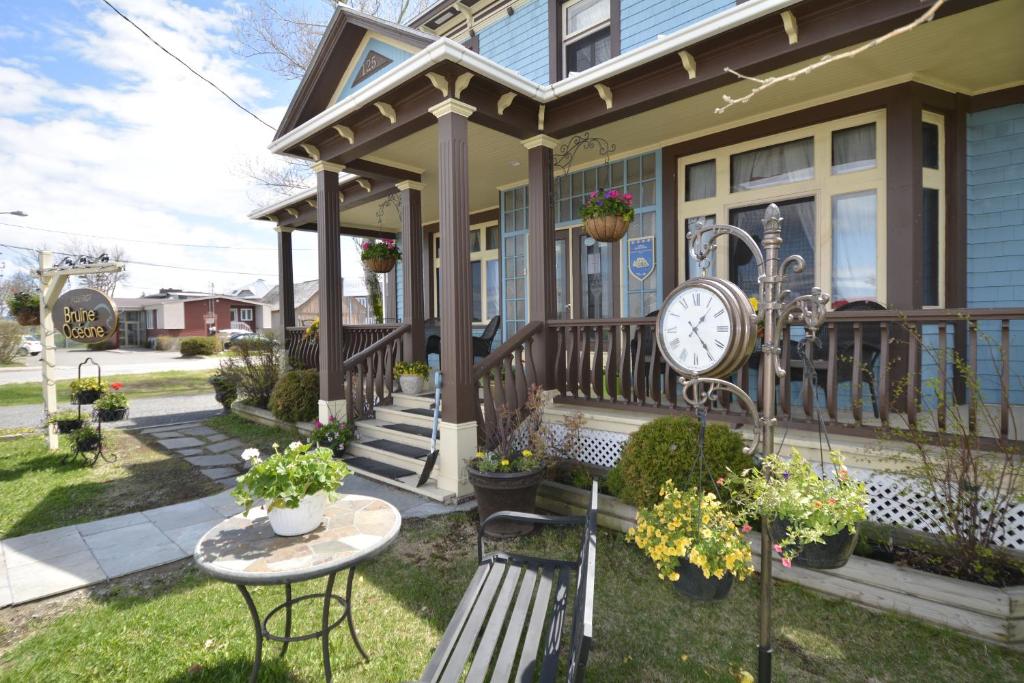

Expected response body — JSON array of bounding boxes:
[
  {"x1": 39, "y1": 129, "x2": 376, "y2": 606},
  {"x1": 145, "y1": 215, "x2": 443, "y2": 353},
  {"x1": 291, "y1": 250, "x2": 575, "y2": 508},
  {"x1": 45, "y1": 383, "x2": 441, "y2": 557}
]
[
  {"x1": 500, "y1": 459, "x2": 510, "y2": 467},
  {"x1": 475, "y1": 451, "x2": 484, "y2": 459},
  {"x1": 668, "y1": 571, "x2": 680, "y2": 581},
  {"x1": 522, "y1": 449, "x2": 533, "y2": 457},
  {"x1": 748, "y1": 296, "x2": 759, "y2": 313}
]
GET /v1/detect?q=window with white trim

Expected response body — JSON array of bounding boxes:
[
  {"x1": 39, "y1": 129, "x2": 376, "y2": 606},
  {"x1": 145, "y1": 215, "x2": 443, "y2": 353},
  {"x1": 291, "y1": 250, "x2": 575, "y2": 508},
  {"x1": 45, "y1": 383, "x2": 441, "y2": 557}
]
[
  {"x1": 563, "y1": 0, "x2": 611, "y2": 76},
  {"x1": 677, "y1": 111, "x2": 887, "y2": 307},
  {"x1": 433, "y1": 226, "x2": 500, "y2": 323},
  {"x1": 921, "y1": 111, "x2": 945, "y2": 307}
]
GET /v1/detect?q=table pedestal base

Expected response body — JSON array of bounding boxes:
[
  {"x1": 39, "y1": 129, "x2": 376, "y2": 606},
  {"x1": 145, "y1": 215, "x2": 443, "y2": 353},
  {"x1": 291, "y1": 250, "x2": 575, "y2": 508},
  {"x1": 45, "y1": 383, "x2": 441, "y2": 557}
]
[{"x1": 236, "y1": 567, "x2": 368, "y2": 682}]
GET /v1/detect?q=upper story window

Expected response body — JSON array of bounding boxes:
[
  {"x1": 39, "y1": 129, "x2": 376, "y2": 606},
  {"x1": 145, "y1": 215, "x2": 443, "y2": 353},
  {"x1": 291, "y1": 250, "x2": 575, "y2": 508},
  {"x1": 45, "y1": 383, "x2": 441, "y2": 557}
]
[{"x1": 563, "y1": 0, "x2": 611, "y2": 75}]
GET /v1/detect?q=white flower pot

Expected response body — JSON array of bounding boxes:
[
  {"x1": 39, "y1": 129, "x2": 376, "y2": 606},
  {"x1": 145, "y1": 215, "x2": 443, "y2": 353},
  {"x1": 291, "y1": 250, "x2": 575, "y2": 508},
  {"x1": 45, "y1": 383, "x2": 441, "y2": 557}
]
[
  {"x1": 399, "y1": 375, "x2": 425, "y2": 394},
  {"x1": 267, "y1": 491, "x2": 327, "y2": 536}
]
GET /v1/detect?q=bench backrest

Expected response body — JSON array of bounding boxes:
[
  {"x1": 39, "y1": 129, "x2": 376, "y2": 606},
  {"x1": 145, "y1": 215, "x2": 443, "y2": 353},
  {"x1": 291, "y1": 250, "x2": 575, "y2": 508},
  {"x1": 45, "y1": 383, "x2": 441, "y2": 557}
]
[{"x1": 566, "y1": 480, "x2": 598, "y2": 683}]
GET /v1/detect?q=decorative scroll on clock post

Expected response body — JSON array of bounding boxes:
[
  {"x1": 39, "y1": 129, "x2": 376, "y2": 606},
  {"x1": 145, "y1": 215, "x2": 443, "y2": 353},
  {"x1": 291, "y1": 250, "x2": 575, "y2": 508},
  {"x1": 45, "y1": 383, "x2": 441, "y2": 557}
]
[{"x1": 656, "y1": 204, "x2": 830, "y2": 683}]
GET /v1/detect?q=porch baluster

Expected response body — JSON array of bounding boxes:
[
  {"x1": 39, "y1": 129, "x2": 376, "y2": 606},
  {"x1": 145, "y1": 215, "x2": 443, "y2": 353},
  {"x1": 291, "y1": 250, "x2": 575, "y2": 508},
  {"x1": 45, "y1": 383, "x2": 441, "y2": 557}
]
[
  {"x1": 852, "y1": 322, "x2": 864, "y2": 424},
  {"x1": 1001, "y1": 319, "x2": 1011, "y2": 442},
  {"x1": 878, "y1": 322, "x2": 890, "y2": 426},
  {"x1": 937, "y1": 323, "x2": 948, "y2": 432}
]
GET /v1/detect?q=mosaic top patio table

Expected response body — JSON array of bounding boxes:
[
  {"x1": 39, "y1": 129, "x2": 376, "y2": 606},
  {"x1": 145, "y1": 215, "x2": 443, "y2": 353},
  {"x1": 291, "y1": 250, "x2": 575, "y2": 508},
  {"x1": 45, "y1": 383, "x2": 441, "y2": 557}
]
[{"x1": 194, "y1": 495, "x2": 402, "y2": 682}]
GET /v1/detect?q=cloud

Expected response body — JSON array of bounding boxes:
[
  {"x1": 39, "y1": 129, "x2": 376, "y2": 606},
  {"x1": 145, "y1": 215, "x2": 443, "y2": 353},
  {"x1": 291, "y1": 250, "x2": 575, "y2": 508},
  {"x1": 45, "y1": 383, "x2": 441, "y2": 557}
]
[{"x1": 0, "y1": 0, "x2": 363, "y2": 297}]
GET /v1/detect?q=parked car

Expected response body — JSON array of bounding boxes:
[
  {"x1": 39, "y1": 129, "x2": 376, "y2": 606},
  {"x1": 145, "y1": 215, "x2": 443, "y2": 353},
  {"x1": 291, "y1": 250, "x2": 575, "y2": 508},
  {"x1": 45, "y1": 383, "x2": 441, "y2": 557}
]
[
  {"x1": 19, "y1": 335, "x2": 42, "y2": 356},
  {"x1": 223, "y1": 330, "x2": 259, "y2": 349}
]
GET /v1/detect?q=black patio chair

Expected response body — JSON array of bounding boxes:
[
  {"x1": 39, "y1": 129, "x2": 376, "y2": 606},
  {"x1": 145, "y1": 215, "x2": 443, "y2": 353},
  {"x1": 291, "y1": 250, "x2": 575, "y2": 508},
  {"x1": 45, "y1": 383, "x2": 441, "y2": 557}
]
[{"x1": 425, "y1": 315, "x2": 502, "y2": 361}]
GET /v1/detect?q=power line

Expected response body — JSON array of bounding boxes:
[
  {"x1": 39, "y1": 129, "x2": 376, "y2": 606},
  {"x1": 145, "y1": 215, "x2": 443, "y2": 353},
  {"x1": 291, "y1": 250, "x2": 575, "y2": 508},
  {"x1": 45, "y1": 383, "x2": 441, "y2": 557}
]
[
  {"x1": 98, "y1": 0, "x2": 276, "y2": 131},
  {"x1": 0, "y1": 241, "x2": 278, "y2": 277},
  {"x1": 0, "y1": 220, "x2": 311, "y2": 251}
]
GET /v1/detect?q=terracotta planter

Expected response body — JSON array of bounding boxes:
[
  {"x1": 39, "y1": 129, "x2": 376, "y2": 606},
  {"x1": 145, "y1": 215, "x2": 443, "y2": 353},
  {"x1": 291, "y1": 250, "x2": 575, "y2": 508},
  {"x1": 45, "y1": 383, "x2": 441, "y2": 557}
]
[
  {"x1": 672, "y1": 556, "x2": 735, "y2": 601},
  {"x1": 770, "y1": 519, "x2": 859, "y2": 570},
  {"x1": 583, "y1": 215, "x2": 630, "y2": 242},
  {"x1": 469, "y1": 466, "x2": 545, "y2": 538},
  {"x1": 364, "y1": 256, "x2": 397, "y2": 274},
  {"x1": 15, "y1": 310, "x2": 40, "y2": 326},
  {"x1": 268, "y1": 491, "x2": 327, "y2": 536}
]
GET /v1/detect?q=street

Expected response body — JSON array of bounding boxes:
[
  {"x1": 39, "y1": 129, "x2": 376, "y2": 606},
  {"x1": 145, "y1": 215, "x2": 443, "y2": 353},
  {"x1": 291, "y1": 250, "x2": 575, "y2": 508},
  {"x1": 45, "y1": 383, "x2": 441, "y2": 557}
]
[{"x1": 0, "y1": 348, "x2": 222, "y2": 385}]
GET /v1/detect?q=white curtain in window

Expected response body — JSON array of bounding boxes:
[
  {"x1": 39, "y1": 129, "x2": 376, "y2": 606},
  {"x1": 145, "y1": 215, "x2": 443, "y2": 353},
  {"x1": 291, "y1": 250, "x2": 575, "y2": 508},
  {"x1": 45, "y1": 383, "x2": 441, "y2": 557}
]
[
  {"x1": 831, "y1": 191, "x2": 877, "y2": 302},
  {"x1": 731, "y1": 138, "x2": 814, "y2": 191},
  {"x1": 566, "y1": 0, "x2": 609, "y2": 35},
  {"x1": 685, "y1": 161, "x2": 716, "y2": 201},
  {"x1": 832, "y1": 124, "x2": 876, "y2": 174}
]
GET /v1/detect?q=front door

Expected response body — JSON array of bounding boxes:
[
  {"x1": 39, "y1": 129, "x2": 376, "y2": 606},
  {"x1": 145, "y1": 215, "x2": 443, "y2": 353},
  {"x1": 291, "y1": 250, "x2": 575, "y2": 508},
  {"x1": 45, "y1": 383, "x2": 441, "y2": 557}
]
[
  {"x1": 555, "y1": 232, "x2": 571, "y2": 319},
  {"x1": 579, "y1": 234, "x2": 614, "y2": 318}
]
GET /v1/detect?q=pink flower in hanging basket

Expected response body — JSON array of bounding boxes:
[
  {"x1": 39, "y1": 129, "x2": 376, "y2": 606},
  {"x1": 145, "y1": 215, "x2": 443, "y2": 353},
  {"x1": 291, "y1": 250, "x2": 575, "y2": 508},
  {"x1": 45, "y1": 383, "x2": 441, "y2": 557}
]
[
  {"x1": 361, "y1": 241, "x2": 370, "y2": 250},
  {"x1": 781, "y1": 557, "x2": 792, "y2": 568},
  {"x1": 772, "y1": 544, "x2": 783, "y2": 555}
]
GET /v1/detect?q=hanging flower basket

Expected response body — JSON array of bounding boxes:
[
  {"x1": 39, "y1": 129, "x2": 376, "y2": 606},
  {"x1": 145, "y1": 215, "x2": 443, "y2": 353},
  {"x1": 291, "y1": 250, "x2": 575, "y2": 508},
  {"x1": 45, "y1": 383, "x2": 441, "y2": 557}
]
[
  {"x1": 365, "y1": 256, "x2": 397, "y2": 274},
  {"x1": 361, "y1": 239, "x2": 401, "y2": 273},
  {"x1": 7, "y1": 291, "x2": 40, "y2": 326},
  {"x1": 580, "y1": 189, "x2": 635, "y2": 243},
  {"x1": 15, "y1": 310, "x2": 40, "y2": 326}
]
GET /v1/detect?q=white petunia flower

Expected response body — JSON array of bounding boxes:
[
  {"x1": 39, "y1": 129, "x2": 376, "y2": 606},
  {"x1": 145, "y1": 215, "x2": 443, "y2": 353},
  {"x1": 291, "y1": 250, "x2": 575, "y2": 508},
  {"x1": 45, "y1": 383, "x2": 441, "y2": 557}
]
[
  {"x1": 288, "y1": 441, "x2": 303, "y2": 451},
  {"x1": 241, "y1": 448, "x2": 260, "y2": 461}
]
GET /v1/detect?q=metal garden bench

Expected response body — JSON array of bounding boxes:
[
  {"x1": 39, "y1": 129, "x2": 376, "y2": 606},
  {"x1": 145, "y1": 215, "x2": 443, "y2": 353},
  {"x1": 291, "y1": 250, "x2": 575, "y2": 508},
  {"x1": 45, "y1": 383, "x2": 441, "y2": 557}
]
[{"x1": 418, "y1": 481, "x2": 598, "y2": 683}]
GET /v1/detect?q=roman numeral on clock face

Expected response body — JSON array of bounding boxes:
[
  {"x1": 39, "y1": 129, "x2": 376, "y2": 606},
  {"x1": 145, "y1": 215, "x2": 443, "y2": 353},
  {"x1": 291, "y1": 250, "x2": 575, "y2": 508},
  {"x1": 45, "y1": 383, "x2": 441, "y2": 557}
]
[
  {"x1": 717, "y1": 325, "x2": 728, "y2": 333},
  {"x1": 715, "y1": 339, "x2": 725, "y2": 349},
  {"x1": 669, "y1": 337, "x2": 680, "y2": 349},
  {"x1": 692, "y1": 292, "x2": 701, "y2": 306},
  {"x1": 714, "y1": 309, "x2": 724, "y2": 318}
]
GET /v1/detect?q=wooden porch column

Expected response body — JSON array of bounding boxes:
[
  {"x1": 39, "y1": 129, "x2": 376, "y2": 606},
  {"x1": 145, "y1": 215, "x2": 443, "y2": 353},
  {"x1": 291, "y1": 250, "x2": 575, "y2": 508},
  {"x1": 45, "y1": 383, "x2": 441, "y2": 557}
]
[
  {"x1": 315, "y1": 161, "x2": 346, "y2": 418},
  {"x1": 432, "y1": 99, "x2": 477, "y2": 497},
  {"x1": 276, "y1": 226, "x2": 296, "y2": 329},
  {"x1": 885, "y1": 86, "x2": 923, "y2": 412},
  {"x1": 397, "y1": 180, "x2": 426, "y2": 362},
  {"x1": 525, "y1": 135, "x2": 558, "y2": 389}
]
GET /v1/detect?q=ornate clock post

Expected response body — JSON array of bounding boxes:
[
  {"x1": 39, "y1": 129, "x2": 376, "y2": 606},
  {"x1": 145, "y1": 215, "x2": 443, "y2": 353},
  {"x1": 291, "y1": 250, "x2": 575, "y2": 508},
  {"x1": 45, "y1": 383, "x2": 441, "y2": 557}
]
[{"x1": 657, "y1": 204, "x2": 830, "y2": 683}]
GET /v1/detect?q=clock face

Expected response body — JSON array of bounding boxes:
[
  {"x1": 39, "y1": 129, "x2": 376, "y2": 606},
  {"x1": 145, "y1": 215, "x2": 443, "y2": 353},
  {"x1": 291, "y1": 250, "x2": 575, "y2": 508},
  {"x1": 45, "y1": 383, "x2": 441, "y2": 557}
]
[{"x1": 658, "y1": 283, "x2": 734, "y2": 375}]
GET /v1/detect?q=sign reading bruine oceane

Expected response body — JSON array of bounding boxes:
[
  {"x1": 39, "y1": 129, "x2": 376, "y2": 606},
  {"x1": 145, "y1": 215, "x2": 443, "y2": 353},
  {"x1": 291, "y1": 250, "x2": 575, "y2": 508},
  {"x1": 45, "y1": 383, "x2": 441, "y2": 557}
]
[{"x1": 52, "y1": 288, "x2": 119, "y2": 343}]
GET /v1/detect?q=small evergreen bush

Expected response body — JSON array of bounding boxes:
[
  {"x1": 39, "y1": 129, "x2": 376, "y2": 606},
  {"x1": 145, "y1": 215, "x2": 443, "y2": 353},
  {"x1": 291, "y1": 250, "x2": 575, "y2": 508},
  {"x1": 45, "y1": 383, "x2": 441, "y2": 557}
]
[
  {"x1": 180, "y1": 336, "x2": 220, "y2": 357},
  {"x1": 268, "y1": 369, "x2": 320, "y2": 423},
  {"x1": 607, "y1": 416, "x2": 751, "y2": 508}
]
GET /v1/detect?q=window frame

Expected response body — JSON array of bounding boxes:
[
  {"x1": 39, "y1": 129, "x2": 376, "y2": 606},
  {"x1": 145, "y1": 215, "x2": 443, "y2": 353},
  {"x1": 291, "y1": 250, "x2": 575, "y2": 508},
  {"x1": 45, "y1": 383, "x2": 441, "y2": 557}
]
[
  {"x1": 921, "y1": 109, "x2": 946, "y2": 308},
  {"x1": 677, "y1": 110, "x2": 888, "y2": 308},
  {"x1": 550, "y1": 0, "x2": 620, "y2": 82},
  {"x1": 431, "y1": 223, "x2": 500, "y2": 323}
]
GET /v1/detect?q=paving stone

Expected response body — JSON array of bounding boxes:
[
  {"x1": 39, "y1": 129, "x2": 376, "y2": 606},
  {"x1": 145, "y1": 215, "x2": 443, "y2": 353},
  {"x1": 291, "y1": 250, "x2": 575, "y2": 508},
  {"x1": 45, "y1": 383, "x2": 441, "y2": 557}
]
[
  {"x1": 214, "y1": 476, "x2": 238, "y2": 491},
  {"x1": 185, "y1": 454, "x2": 239, "y2": 468},
  {"x1": 204, "y1": 433, "x2": 230, "y2": 443},
  {"x1": 7, "y1": 549, "x2": 106, "y2": 604},
  {"x1": 178, "y1": 447, "x2": 205, "y2": 457},
  {"x1": 165, "y1": 520, "x2": 221, "y2": 554},
  {"x1": 91, "y1": 540, "x2": 185, "y2": 578},
  {"x1": 143, "y1": 500, "x2": 223, "y2": 533},
  {"x1": 3, "y1": 528, "x2": 87, "y2": 568},
  {"x1": 82, "y1": 522, "x2": 163, "y2": 552},
  {"x1": 147, "y1": 430, "x2": 184, "y2": 439},
  {"x1": 188, "y1": 426, "x2": 221, "y2": 437},
  {"x1": 201, "y1": 467, "x2": 239, "y2": 481},
  {"x1": 206, "y1": 438, "x2": 245, "y2": 454},
  {"x1": 76, "y1": 512, "x2": 148, "y2": 537},
  {"x1": 157, "y1": 437, "x2": 204, "y2": 450}
]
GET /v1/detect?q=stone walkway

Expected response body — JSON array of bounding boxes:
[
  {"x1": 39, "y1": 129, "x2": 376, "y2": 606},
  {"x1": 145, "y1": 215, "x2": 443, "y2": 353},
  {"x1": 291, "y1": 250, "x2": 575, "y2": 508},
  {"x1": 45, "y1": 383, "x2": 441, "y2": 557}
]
[{"x1": 0, "y1": 421, "x2": 474, "y2": 608}]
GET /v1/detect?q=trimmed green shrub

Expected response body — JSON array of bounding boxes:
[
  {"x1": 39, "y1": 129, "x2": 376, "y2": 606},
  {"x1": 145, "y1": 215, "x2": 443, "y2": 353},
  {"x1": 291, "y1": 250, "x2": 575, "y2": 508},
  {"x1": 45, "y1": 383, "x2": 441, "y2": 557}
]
[
  {"x1": 607, "y1": 416, "x2": 751, "y2": 508},
  {"x1": 154, "y1": 336, "x2": 178, "y2": 351},
  {"x1": 268, "y1": 369, "x2": 320, "y2": 423},
  {"x1": 219, "y1": 337, "x2": 279, "y2": 409},
  {"x1": 179, "y1": 336, "x2": 220, "y2": 357},
  {"x1": 209, "y1": 370, "x2": 238, "y2": 411}
]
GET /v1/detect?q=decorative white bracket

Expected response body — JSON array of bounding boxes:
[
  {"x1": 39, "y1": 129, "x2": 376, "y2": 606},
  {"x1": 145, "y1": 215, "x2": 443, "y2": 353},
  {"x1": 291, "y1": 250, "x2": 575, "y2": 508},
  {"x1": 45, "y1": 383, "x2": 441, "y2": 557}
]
[
  {"x1": 454, "y1": 72, "x2": 474, "y2": 98},
  {"x1": 305, "y1": 199, "x2": 317, "y2": 209},
  {"x1": 374, "y1": 101, "x2": 397, "y2": 124},
  {"x1": 594, "y1": 83, "x2": 613, "y2": 109},
  {"x1": 299, "y1": 143, "x2": 321, "y2": 161},
  {"x1": 425, "y1": 72, "x2": 449, "y2": 97},
  {"x1": 538, "y1": 104, "x2": 546, "y2": 131},
  {"x1": 497, "y1": 91, "x2": 517, "y2": 115},
  {"x1": 454, "y1": 2, "x2": 474, "y2": 28},
  {"x1": 285, "y1": 207, "x2": 300, "y2": 218},
  {"x1": 332, "y1": 124, "x2": 354, "y2": 145},
  {"x1": 678, "y1": 50, "x2": 697, "y2": 79},
  {"x1": 781, "y1": 10, "x2": 798, "y2": 45},
  {"x1": 338, "y1": 191, "x2": 346, "y2": 204},
  {"x1": 356, "y1": 178, "x2": 373, "y2": 193}
]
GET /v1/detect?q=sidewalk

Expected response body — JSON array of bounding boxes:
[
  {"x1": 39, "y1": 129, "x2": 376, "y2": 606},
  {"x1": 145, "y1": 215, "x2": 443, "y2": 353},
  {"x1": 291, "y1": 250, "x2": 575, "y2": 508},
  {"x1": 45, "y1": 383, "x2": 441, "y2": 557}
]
[
  {"x1": 0, "y1": 422, "x2": 473, "y2": 607},
  {"x1": 0, "y1": 393, "x2": 222, "y2": 429}
]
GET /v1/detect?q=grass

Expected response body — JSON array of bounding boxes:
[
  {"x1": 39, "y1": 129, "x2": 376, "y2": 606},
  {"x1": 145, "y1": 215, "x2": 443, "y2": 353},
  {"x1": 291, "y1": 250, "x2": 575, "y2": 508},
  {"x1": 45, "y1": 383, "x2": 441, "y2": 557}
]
[
  {"x1": 0, "y1": 370, "x2": 216, "y2": 407},
  {"x1": 0, "y1": 431, "x2": 222, "y2": 539},
  {"x1": 0, "y1": 514, "x2": 1020, "y2": 682},
  {"x1": 204, "y1": 413, "x2": 300, "y2": 451}
]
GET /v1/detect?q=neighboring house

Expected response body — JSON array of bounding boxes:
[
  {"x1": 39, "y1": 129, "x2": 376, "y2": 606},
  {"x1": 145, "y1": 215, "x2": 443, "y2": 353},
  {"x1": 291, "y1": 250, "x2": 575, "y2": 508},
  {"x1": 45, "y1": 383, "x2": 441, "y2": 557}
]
[
  {"x1": 262, "y1": 278, "x2": 379, "y2": 329},
  {"x1": 114, "y1": 293, "x2": 273, "y2": 347},
  {"x1": 250, "y1": 0, "x2": 1024, "y2": 500}
]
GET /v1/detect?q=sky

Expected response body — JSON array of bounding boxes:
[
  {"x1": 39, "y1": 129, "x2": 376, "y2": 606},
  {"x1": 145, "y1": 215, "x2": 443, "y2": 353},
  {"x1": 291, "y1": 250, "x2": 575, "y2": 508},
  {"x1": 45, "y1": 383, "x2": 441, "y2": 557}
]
[{"x1": 0, "y1": 0, "x2": 367, "y2": 298}]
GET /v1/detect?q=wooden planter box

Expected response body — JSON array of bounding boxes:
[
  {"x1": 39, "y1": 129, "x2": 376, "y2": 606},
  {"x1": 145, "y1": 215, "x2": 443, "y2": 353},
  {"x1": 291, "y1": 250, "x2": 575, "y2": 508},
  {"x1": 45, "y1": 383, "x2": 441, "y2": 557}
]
[{"x1": 536, "y1": 480, "x2": 1024, "y2": 646}]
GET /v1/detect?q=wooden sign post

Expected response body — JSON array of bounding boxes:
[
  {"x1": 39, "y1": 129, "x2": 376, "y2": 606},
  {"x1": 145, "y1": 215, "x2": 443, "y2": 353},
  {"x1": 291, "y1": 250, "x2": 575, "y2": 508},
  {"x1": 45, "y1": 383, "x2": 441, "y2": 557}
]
[{"x1": 38, "y1": 251, "x2": 125, "y2": 451}]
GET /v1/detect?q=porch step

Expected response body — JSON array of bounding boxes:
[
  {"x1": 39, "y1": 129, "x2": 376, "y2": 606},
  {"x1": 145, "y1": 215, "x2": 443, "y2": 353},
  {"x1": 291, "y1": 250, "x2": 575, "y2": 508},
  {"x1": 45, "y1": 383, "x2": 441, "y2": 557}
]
[
  {"x1": 391, "y1": 393, "x2": 435, "y2": 410},
  {"x1": 373, "y1": 405, "x2": 434, "y2": 430},
  {"x1": 361, "y1": 438, "x2": 431, "y2": 461},
  {"x1": 380, "y1": 422, "x2": 434, "y2": 438},
  {"x1": 356, "y1": 420, "x2": 434, "y2": 449},
  {"x1": 343, "y1": 456, "x2": 416, "y2": 480},
  {"x1": 340, "y1": 455, "x2": 452, "y2": 503}
]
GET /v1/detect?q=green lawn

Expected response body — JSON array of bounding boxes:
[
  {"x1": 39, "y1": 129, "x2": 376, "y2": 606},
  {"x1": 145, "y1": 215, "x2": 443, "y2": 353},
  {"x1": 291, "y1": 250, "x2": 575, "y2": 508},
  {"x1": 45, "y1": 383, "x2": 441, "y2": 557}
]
[
  {"x1": 0, "y1": 370, "x2": 216, "y2": 407},
  {"x1": 0, "y1": 431, "x2": 221, "y2": 539},
  {"x1": 204, "y1": 413, "x2": 300, "y2": 451},
  {"x1": 0, "y1": 514, "x2": 1019, "y2": 682}
]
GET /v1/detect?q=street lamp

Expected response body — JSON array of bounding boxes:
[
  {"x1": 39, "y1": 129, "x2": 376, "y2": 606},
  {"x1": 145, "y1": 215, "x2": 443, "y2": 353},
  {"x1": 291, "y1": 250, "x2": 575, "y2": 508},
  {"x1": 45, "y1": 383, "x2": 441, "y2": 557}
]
[{"x1": 0, "y1": 211, "x2": 27, "y2": 217}]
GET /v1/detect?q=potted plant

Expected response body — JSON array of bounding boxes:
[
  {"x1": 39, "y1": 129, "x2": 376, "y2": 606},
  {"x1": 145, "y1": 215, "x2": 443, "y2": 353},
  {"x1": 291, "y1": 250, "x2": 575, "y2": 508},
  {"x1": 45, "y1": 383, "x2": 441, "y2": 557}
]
[
  {"x1": 394, "y1": 360, "x2": 429, "y2": 394},
  {"x1": 232, "y1": 441, "x2": 351, "y2": 537},
  {"x1": 628, "y1": 480, "x2": 754, "y2": 601},
  {"x1": 70, "y1": 377, "x2": 106, "y2": 405},
  {"x1": 308, "y1": 415, "x2": 355, "y2": 457},
  {"x1": 581, "y1": 188, "x2": 635, "y2": 242},
  {"x1": 94, "y1": 387, "x2": 128, "y2": 421},
  {"x1": 469, "y1": 385, "x2": 549, "y2": 538},
  {"x1": 7, "y1": 291, "x2": 40, "y2": 326},
  {"x1": 360, "y1": 239, "x2": 402, "y2": 274},
  {"x1": 71, "y1": 424, "x2": 101, "y2": 453},
  {"x1": 208, "y1": 370, "x2": 237, "y2": 412},
  {"x1": 47, "y1": 410, "x2": 83, "y2": 434},
  {"x1": 728, "y1": 449, "x2": 868, "y2": 569}
]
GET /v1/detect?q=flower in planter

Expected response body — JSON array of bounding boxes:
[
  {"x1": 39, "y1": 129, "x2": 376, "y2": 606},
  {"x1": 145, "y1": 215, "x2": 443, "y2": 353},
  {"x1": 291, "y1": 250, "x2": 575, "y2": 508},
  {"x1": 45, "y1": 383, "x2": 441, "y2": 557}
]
[
  {"x1": 394, "y1": 361, "x2": 429, "y2": 378},
  {"x1": 628, "y1": 480, "x2": 754, "y2": 582},
  {"x1": 232, "y1": 441, "x2": 351, "y2": 515},
  {"x1": 110, "y1": 382, "x2": 124, "y2": 391},
  {"x1": 470, "y1": 448, "x2": 544, "y2": 474},
  {"x1": 727, "y1": 449, "x2": 868, "y2": 562},
  {"x1": 359, "y1": 239, "x2": 402, "y2": 263},
  {"x1": 94, "y1": 391, "x2": 129, "y2": 411},
  {"x1": 307, "y1": 416, "x2": 354, "y2": 455},
  {"x1": 580, "y1": 188, "x2": 635, "y2": 223}
]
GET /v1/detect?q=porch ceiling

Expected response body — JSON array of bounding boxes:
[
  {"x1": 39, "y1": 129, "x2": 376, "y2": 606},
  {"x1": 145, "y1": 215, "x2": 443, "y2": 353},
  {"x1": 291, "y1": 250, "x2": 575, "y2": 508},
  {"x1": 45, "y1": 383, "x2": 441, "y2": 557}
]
[
  {"x1": 566, "y1": 0, "x2": 1023, "y2": 168},
  {"x1": 339, "y1": 121, "x2": 529, "y2": 229}
]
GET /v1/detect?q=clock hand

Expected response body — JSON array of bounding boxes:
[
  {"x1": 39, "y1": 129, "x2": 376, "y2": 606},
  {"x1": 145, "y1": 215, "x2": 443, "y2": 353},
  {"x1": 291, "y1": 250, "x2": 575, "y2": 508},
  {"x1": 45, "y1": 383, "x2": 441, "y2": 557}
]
[{"x1": 686, "y1": 321, "x2": 711, "y2": 353}]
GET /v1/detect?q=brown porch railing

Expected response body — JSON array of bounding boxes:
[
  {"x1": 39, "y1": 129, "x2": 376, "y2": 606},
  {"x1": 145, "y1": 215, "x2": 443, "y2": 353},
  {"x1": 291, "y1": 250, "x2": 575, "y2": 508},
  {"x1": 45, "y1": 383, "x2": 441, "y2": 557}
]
[
  {"x1": 343, "y1": 323, "x2": 410, "y2": 422},
  {"x1": 548, "y1": 308, "x2": 1024, "y2": 445},
  {"x1": 473, "y1": 321, "x2": 543, "y2": 445},
  {"x1": 285, "y1": 324, "x2": 400, "y2": 370}
]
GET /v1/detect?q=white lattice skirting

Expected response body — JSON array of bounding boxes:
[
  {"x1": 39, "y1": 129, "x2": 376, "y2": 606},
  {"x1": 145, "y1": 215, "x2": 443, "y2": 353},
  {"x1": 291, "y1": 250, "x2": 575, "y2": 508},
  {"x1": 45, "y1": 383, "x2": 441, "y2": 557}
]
[{"x1": 553, "y1": 425, "x2": 1024, "y2": 551}]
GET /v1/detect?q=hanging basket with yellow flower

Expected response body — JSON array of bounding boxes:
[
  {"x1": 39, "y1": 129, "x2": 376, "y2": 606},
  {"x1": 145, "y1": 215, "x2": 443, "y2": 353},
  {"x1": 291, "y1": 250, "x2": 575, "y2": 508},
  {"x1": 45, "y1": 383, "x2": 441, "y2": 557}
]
[{"x1": 628, "y1": 479, "x2": 754, "y2": 601}]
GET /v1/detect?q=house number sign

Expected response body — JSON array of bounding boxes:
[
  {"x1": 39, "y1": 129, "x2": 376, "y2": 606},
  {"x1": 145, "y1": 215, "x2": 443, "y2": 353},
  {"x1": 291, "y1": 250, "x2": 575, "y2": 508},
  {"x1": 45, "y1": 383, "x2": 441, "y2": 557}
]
[
  {"x1": 52, "y1": 288, "x2": 119, "y2": 343},
  {"x1": 352, "y1": 50, "x2": 394, "y2": 86}
]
